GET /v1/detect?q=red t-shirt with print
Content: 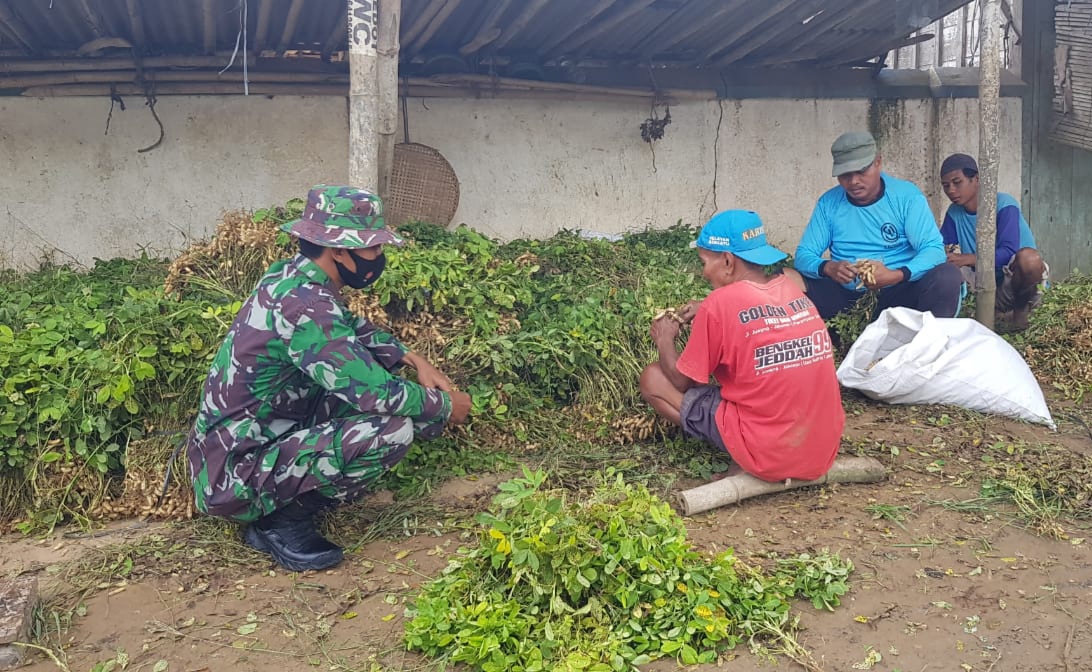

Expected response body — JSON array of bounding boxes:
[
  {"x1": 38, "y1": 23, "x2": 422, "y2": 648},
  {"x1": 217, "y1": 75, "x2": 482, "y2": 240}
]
[{"x1": 675, "y1": 274, "x2": 844, "y2": 482}]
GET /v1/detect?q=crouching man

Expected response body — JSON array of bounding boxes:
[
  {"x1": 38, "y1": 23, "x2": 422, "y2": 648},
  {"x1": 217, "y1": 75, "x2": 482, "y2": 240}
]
[
  {"x1": 640, "y1": 210, "x2": 845, "y2": 482},
  {"x1": 940, "y1": 153, "x2": 1048, "y2": 330},
  {"x1": 187, "y1": 185, "x2": 471, "y2": 572}
]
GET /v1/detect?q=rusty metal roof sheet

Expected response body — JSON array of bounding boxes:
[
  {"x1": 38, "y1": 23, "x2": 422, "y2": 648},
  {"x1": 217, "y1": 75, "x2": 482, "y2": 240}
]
[{"x1": 0, "y1": 0, "x2": 969, "y2": 69}]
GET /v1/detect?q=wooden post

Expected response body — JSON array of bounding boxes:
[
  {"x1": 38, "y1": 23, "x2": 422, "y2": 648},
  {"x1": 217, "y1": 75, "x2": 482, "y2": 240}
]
[
  {"x1": 377, "y1": 0, "x2": 401, "y2": 199},
  {"x1": 976, "y1": 0, "x2": 1001, "y2": 329},
  {"x1": 348, "y1": 0, "x2": 380, "y2": 191}
]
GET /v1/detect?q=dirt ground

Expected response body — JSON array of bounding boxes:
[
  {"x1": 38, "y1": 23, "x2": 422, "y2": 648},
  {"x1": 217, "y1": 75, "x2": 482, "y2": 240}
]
[{"x1": 6, "y1": 398, "x2": 1092, "y2": 672}]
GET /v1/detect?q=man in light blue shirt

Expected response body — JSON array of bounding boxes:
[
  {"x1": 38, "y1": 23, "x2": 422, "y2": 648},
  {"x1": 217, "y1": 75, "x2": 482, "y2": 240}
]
[
  {"x1": 939, "y1": 153, "x2": 1048, "y2": 330},
  {"x1": 794, "y1": 132, "x2": 962, "y2": 321}
]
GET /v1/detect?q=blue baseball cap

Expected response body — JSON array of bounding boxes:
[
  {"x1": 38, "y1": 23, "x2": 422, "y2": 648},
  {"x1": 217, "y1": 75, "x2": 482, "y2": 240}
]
[{"x1": 690, "y1": 210, "x2": 788, "y2": 266}]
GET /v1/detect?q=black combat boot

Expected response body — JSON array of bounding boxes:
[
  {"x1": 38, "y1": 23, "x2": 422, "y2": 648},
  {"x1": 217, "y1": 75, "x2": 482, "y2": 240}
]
[{"x1": 243, "y1": 492, "x2": 344, "y2": 571}]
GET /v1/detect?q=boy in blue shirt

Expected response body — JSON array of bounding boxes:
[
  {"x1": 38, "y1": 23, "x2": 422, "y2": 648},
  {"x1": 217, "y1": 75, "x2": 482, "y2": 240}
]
[
  {"x1": 795, "y1": 132, "x2": 962, "y2": 321},
  {"x1": 939, "y1": 153, "x2": 1048, "y2": 330}
]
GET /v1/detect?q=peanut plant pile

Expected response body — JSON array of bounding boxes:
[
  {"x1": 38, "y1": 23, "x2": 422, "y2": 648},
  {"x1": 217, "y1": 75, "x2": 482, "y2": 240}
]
[
  {"x1": 2, "y1": 199, "x2": 1090, "y2": 532},
  {"x1": 405, "y1": 470, "x2": 851, "y2": 672},
  {"x1": 0, "y1": 201, "x2": 707, "y2": 529}
]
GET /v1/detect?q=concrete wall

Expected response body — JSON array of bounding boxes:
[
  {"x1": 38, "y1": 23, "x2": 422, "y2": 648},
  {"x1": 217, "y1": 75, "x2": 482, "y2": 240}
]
[
  {"x1": 0, "y1": 93, "x2": 1021, "y2": 268},
  {"x1": 0, "y1": 96, "x2": 349, "y2": 268},
  {"x1": 406, "y1": 97, "x2": 1023, "y2": 253}
]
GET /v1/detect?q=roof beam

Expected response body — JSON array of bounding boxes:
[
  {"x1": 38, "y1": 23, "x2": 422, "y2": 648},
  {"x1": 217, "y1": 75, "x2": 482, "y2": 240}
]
[
  {"x1": 276, "y1": 0, "x2": 307, "y2": 55},
  {"x1": 253, "y1": 0, "x2": 274, "y2": 54},
  {"x1": 401, "y1": 0, "x2": 448, "y2": 48},
  {"x1": 703, "y1": 0, "x2": 796, "y2": 62},
  {"x1": 0, "y1": 4, "x2": 36, "y2": 53},
  {"x1": 459, "y1": 0, "x2": 511, "y2": 56},
  {"x1": 492, "y1": 0, "x2": 551, "y2": 51},
  {"x1": 125, "y1": 0, "x2": 146, "y2": 51},
  {"x1": 203, "y1": 0, "x2": 217, "y2": 55},
  {"x1": 322, "y1": 10, "x2": 348, "y2": 60},
  {"x1": 408, "y1": 0, "x2": 466, "y2": 55}
]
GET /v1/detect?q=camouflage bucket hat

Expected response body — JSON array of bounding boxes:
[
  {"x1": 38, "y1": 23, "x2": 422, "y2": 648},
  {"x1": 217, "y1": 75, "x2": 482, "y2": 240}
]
[{"x1": 282, "y1": 185, "x2": 404, "y2": 249}]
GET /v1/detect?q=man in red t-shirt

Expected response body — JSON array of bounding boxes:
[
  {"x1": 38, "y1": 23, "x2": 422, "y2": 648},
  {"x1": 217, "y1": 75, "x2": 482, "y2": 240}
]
[{"x1": 639, "y1": 210, "x2": 845, "y2": 482}]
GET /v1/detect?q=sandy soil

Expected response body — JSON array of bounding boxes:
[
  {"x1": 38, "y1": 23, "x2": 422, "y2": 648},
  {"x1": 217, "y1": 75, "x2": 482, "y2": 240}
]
[{"x1": 7, "y1": 402, "x2": 1092, "y2": 672}]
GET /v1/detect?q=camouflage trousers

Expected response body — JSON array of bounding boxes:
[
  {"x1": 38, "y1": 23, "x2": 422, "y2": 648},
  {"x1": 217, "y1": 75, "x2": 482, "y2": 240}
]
[{"x1": 195, "y1": 395, "x2": 445, "y2": 522}]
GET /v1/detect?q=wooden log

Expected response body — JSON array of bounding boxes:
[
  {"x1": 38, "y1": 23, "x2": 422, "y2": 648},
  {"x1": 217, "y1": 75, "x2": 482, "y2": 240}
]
[
  {"x1": 0, "y1": 55, "x2": 265, "y2": 74},
  {"x1": 404, "y1": 85, "x2": 709, "y2": 103},
  {"x1": 0, "y1": 70, "x2": 349, "y2": 88},
  {"x1": 424, "y1": 73, "x2": 655, "y2": 97},
  {"x1": 676, "y1": 456, "x2": 887, "y2": 516},
  {"x1": 377, "y1": 0, "x2": 401, "y2": 199},
  {"x1": 492, "y1": 0, "x2": 551, "y2": 51},
  {"x1": 20, "y1": 82, "x2": 348, "y2": 97},
  {"x1": 976, "y1": 0, "x2": 1002, "y2": 329},
  {"x1": 459, "y1": 0, "x2": 511, "y2": 55},
  {"x1": 407, "y1": 0, "x2": 465, "y2": 56},
  {"x1": 203, "y1": 0, "x2": 217, "y2": 55},
  {"x1": 277, "y1": 0, "x2": 308, "y2": 55},
  {"x1": 407, "y1": 77, "x2": 715, "y2": 101}
]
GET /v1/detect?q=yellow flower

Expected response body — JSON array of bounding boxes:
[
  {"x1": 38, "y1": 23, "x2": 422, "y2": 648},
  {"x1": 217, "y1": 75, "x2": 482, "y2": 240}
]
[
  {"x1": 705, "y1": 624, "x2": 715, "y2": 633},
  {"x1": 695, "y1": 606, "x2": 713, "y2": 619},
  {"x1": 708, "y1": 590, "x2": 720, "y2": 598},
  {"x1": 676, "y1": 583, "x2": 689, "y2": 593}
]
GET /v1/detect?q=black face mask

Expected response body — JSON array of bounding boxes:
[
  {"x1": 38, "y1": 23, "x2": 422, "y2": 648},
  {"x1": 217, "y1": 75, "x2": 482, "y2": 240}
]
[{"x1": 335, "y1": 250, "x2": 386, "y2": 289}]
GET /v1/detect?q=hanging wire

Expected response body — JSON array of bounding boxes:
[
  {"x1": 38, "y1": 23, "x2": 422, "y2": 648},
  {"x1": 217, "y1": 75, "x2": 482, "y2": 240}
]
[{"x1": 220, "y1": 0, "x2": 251, "y2": 95}]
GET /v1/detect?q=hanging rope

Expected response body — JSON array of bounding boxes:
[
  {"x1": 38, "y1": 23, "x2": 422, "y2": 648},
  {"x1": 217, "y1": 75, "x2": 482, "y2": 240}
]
[{"x1": 137, "y1": 78, "x2": 164, "y2": 154}]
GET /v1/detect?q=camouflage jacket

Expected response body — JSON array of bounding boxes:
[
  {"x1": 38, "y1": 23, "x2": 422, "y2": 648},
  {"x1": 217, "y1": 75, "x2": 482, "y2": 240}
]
[{"x1": 187, "y1": 254, "x2": 451, "y2": 476}]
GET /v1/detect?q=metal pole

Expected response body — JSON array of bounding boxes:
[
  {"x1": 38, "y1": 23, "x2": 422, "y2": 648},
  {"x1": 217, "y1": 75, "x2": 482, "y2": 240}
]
[
  {"x1": 348, "y1": 0, "x2": 380, "y2": 191},
  {"x1": 976, "y1": 0, "x2": 1001, "y2": 329},
  {"x1": 376, "y1": 0, "x2": 401, "y2": 200}
]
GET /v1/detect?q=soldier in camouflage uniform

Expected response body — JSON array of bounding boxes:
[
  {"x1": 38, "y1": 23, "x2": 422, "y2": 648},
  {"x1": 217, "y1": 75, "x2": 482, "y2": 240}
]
[{"x1": 187, "y1": 185, "x2": 472, "y2": 572}]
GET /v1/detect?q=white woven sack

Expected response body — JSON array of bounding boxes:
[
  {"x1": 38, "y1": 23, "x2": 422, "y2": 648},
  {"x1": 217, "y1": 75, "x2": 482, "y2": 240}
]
[{"x1": 837, "y1": 307, "x2": 1055, "y2": 429}]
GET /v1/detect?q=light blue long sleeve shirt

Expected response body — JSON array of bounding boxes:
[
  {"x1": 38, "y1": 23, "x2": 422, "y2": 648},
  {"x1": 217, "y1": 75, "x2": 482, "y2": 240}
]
[{"x1": 794, "y1": 174, "x2": 946, "y2": 290}]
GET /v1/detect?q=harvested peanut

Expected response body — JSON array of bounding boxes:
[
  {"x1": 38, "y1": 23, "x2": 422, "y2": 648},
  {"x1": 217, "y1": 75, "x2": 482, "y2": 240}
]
[{"x1": 855, "y1": 260, "x2": 877, "y2": 286}]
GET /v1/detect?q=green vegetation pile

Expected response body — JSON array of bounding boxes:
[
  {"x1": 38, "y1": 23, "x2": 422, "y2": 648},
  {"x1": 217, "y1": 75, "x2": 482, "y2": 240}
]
[
  {"x1": 405, "y1": 469, "x2": 852, "y2": 671},
  {"x1": 0, "y1": 201, "x2": 707, "y2": 529},
  {"x1": 2, "y1": 198, "x2": 1090, "y2": 531},
  {"x1": 1008, "y1": 274, "x2": 1092, "y2": 401}
]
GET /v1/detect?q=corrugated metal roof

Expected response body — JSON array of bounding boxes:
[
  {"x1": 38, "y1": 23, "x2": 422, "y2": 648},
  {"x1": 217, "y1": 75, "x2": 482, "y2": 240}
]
[{"x1": 0, "y1": 0, "x2": 970, "y2": 67}]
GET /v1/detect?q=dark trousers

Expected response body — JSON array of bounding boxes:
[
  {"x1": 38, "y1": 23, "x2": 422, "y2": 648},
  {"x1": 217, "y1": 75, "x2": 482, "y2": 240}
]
[{"x1": 804, "y1": 263, "x2": 964, "y2": 320}]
